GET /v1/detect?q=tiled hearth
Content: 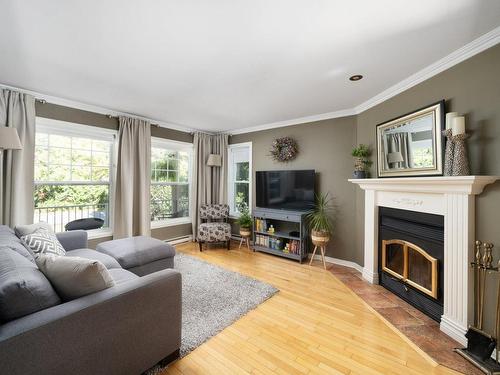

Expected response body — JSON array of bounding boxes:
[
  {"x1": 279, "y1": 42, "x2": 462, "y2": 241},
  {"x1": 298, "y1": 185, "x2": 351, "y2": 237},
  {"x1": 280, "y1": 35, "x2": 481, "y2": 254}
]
[{"x1": 329, "y1": 263, "x2": 482, "y2": 375}]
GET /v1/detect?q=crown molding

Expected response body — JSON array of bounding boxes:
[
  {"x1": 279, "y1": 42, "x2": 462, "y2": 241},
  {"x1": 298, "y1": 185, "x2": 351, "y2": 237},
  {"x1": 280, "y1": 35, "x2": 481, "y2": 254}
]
[
  {"x1": 231, "y1": 25, "x2": 500, "y2": 135},
  {"x1": 354, "y1": 25, "x2": 500, "y2": 114},
  {"x1": 229, "y1": 108, "x2": 356, "y2": 135},
  {"x1": 0, "y1": 83, "x2": 196, "y2": 134}
]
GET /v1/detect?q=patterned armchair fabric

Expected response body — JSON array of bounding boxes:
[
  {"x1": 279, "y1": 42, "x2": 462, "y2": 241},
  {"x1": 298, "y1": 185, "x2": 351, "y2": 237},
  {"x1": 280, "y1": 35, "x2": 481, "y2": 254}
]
[
  {"x1": 197, "y1": 204, "x2": 231, "y2": 244},
  {"x1": 199, "y1": 204, "x2": 230, "y2": 220},
  {"x1": 198, "y1": 222, "x2": 231, "y2": 242}
]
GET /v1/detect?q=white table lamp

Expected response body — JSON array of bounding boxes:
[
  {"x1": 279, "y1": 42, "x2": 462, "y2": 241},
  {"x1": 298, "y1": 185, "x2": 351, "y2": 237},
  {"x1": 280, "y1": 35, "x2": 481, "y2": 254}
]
[
  {"x1": 206, "y1": 154, "x2": 222, "y2": 167},
  {"x1": 0, "y1": 127, "x2": 22, "y2": 150},
  {"x1": 387, "y1": 151, "x2": 404, "y2": 164},
  {"x1": 0, "y1": 127, "x2": 23, "y2": 224}
]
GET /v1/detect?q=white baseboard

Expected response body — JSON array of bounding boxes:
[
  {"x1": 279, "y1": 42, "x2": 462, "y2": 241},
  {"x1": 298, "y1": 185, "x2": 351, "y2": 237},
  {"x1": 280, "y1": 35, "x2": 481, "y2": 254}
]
[
  {"x1": 362, "y1": 268, "x2": 379, "y2": 284},
  {"x1": 166, "y1": 235, "x2": 192, "y2": 245},
  {"x1": 309, "y1": 253, "x2": 363, "y2": 273},
  {"x1": 440, "y1": 316, "x2": 468, "y2": 347}
]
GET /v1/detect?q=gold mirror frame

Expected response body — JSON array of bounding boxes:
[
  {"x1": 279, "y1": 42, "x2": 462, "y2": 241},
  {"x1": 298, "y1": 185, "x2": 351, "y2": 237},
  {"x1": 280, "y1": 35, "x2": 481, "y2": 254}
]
[{"x1": 376, "y1": 101, "x2": 445, "y2": 178}]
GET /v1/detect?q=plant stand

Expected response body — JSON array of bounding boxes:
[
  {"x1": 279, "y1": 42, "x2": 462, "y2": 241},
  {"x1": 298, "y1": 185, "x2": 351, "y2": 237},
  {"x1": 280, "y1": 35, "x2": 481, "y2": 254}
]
[
  {"x1": 239, "y1": 235, "x2": 251, "y2": 250},
  {"x1": 309, "y1": 245, "x2": 327, "y2": 269}
]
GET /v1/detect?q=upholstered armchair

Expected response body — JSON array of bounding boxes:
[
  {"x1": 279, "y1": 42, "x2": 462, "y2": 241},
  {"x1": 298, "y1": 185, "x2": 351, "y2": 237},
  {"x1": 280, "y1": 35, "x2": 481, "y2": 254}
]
[{"x1": 197, "y1": 204, "x2": 231, "y2": 251}]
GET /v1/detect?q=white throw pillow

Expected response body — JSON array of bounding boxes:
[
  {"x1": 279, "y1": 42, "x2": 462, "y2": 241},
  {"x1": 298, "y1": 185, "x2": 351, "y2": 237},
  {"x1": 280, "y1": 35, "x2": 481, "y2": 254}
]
[
  {"x1": 15, "y1": 222, "x2": 54, "y2": 238},
  {"x1": 35, "y1": 254, "x2": 115, "y2": 301},
  {"x1": 21, "y1": 227, "x2": 66, "y2": 257}
]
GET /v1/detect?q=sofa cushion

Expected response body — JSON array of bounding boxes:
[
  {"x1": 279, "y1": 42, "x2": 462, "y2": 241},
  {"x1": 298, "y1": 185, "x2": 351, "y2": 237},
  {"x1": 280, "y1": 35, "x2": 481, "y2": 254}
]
[
  {"x1": 21, "y1": 227, "x2": 66, "y2": 257},
  {"x1": 108, "y1": 268, "x2": 139, "y2": 285},
  {"x1": 66, "y1": 248, "x2": 121, "y2": 270},
  {"x1": 0, "y1": 247, "x2": 61, "y2": 322},
  {"x1": 36, "y1": 254, "x2": 115, "y2": 301},
  {"x1": 96, "y1": 236, "x2": 175, "y2": 270},
  {"x1": 0, "y1": 225, "x2": 36, "y2": 263},
  {"x1": 14, "y1": 222, "x2": 53, "y2": 237}
]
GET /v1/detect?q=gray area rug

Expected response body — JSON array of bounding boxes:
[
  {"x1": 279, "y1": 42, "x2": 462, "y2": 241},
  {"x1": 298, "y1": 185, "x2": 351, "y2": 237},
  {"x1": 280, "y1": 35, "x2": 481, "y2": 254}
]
[{"x1": 147, "y1": 253, "x2": 278, "y2": 373}]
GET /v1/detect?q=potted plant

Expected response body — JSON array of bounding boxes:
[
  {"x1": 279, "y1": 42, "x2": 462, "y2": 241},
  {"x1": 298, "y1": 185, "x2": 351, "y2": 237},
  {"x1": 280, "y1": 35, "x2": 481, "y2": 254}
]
[
  {"x1": 236, "y1": 201, "x2": 253, "y2": 238},
  {"x1": 306, "y1": 192, "x2": 334, "y2": 247},
  {"x1": 351, "y1": 144, "x2": 372, "y2": 179}
]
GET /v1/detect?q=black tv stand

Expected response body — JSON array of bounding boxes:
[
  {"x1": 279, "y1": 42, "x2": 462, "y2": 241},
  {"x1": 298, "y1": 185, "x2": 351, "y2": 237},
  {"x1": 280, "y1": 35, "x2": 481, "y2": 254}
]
[{"x1": 252, "y1": 207, "x2": 310, "y2": 263}]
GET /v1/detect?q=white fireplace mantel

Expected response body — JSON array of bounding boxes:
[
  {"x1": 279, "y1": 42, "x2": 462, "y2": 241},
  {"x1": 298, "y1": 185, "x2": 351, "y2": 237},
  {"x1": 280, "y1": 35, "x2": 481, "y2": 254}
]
[{"x1": 349, "y1": 176, "x2": 499, "y2": 345}]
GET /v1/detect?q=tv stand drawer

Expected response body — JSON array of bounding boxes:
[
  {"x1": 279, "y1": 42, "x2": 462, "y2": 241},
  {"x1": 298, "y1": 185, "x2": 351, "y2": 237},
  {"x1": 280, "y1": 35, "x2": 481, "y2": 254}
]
[{"x1": 253, "y1": 208, "x2": 302, "y2": 222}]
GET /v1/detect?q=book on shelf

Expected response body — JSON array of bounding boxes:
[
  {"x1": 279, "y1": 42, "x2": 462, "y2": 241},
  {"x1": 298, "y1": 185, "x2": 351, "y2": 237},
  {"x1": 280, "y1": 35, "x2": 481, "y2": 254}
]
[{"x1": 255, "y1": 218, "x2": 268, "y2": 233}]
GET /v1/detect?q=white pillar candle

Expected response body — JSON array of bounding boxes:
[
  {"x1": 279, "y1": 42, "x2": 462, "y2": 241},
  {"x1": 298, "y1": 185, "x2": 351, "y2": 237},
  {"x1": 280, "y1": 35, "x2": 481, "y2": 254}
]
[
  {"x1": 452, "y1": 116, "x2": 465, "y2": 136},
  {"x1": 445, "y1": 112, "x2": 458, "y2": 130}
]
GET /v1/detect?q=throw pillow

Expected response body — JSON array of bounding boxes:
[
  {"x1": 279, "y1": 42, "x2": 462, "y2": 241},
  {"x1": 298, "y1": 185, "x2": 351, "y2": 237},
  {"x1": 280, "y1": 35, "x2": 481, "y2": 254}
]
[
  {"x1": 36, "y1": 254, "x2": 115, "y2": 301},
  {"x1": 14, "y1": 222, "x2": 54, "y2": 237},
  {"x1": 0, "y1": 247, "x2": 61, "y2": 322},
  {"x1": 21, "y1": 227, "x2": 66, "y2": 257},
  {"x1": 0, "y1": 225, "x2": 36, "y2": 263}
]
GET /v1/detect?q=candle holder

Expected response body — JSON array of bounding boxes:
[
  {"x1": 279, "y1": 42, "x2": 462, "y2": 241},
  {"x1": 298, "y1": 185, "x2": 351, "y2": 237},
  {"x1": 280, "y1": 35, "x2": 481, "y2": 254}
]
[
  {"x1": 452, "y1": 133, "x2": 470, "y2": 176},
  {"x1": 442, "y1": 129, "x2": 454, "y2": 176}
]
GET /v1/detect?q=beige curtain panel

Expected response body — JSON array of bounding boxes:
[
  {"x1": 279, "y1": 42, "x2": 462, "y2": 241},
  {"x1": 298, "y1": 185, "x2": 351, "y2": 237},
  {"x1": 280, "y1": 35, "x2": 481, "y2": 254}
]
[
  {"x1": 191, "y1": 132, "x2": 228, "y2": 236},
  {"x1": 0, "y1": 89, "x2": 36, "y2": 227},
  {"x1": 113, "y1": 116, "x2": 151, "y2": 239}
]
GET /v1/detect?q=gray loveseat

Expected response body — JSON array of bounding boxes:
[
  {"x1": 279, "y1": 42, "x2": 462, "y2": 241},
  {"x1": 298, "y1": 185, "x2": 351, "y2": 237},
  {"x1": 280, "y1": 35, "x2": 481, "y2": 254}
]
[{"x1": 0, "y1": 226, "x2": 182, "y2": 375}]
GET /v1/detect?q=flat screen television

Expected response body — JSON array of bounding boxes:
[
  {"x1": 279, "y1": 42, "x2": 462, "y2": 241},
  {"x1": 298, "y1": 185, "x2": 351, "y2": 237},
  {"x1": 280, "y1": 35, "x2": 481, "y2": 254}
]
[{"x1": 256, "y1": 170, "x2": 315, "y2": 211}]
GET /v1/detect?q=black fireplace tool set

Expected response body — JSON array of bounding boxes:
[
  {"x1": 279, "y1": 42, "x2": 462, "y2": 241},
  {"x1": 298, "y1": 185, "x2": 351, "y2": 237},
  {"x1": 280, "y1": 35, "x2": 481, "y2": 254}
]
[{"x1": 455, "y1": 241, "x2": 500, "y2": 374}]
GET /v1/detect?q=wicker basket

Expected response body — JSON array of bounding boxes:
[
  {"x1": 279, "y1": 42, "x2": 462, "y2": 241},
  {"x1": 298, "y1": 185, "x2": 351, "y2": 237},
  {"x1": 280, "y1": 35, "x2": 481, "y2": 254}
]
[
  {"x1": 239, "y1": 228, "x2": 252, "y2": 238},
  {"x1": 311, "y1": 230, "x2": 330, "y2": 246}
]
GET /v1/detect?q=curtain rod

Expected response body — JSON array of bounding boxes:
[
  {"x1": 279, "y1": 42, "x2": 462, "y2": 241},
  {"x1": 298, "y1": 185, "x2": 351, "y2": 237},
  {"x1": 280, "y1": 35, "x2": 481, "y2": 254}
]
[
  {"x1": 35, "y1": 97, "x2": 231, "y2": 135},
  {"x1": 105, "y1": 114, "x2": 160, "y2": 128}
]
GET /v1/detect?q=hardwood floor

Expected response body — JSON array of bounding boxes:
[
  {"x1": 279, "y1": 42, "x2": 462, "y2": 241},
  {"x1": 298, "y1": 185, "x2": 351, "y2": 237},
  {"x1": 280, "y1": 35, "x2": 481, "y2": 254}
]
[{"x1": 162, "y1": 242, "x2": 460, "y2": 375}]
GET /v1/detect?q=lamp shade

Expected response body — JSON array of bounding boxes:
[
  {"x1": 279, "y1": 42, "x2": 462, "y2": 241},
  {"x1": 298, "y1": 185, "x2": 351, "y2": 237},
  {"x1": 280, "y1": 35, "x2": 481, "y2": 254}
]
[
  {"x1": 0, "y1": 127, "x2": 22, "y2": 150},
  {"x1": 207, "y1": 154, "x2": 222, "y2": 167},
  {"x1": 387, "y1": 151, "x2": 404, "y2": 164}
]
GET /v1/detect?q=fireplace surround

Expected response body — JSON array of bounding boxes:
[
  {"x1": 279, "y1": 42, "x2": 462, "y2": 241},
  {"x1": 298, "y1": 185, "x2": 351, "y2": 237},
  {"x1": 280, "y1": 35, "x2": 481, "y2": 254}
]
[{"x1": 350, "y1": 176, "x2": 499, "y2": 345}]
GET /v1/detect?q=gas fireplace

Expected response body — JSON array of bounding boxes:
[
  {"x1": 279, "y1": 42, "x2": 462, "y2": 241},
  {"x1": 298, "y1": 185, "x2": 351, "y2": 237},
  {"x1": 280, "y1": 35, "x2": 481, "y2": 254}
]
[{"x1": 378, "y1": 207, "x2": 444, "y2": 322}]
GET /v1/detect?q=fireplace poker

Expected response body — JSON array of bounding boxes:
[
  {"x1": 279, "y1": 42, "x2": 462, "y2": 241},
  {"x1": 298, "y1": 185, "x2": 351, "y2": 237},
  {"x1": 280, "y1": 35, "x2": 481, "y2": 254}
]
[{"x1": 475, "y1": 240, "x2": 483, "y2": 327}]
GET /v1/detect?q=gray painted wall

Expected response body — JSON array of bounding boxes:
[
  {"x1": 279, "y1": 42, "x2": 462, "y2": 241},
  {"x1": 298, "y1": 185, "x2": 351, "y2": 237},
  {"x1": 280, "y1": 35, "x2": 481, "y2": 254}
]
[
  {"x1": 35, "y1": 102, "x2": 194, "y2": 246},
  {"x1": 231, "y1": 116, "x2": 359, "y2": 263}
]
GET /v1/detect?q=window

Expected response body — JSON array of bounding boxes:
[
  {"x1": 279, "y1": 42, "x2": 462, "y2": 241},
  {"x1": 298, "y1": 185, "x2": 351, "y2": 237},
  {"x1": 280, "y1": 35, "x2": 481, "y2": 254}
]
[
  {"x1": 34, "y1": 118, "x2": 116, "y2": 234},
  {"x1": 227, "y1": 142, "x2": 252, "y2": 216},
  {"x1": 151, "y1": 138, "x2": 192, "y2": 226}
]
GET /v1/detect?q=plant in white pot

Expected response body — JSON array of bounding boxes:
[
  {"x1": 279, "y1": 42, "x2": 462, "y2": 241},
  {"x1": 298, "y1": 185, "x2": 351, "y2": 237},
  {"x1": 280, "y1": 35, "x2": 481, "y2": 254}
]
[
  {"x1": 351, "y1": 144, "x2": 372, "y2": 179},
  {"x1": 306, "y1": 192, "x2": 335, "y2": 269}
]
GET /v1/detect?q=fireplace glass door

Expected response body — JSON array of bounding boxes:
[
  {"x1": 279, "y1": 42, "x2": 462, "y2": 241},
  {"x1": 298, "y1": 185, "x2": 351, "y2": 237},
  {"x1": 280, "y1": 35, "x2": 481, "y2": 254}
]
[{"x1": 382, "y1": 240, "x2": 438, "y2": 299}]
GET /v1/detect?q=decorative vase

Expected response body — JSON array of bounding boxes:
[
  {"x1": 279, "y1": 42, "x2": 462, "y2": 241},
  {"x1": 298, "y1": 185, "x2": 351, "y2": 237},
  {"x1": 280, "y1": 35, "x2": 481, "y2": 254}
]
[
  {"x1": 353, "y1": 157, "x2": 366, "y2": 179},
  {"x1": 451, "y1": 133, "x2": 470, "y2": 176},
  {"x1": 352, "y1": 170, "x2": 366, "y2": 179},
  {"x1": 311, "y1": 230, "x2": 330, "y2": 247},
  {"x1": 442, "y1": 129, "x2": 454, "y2": 176}
]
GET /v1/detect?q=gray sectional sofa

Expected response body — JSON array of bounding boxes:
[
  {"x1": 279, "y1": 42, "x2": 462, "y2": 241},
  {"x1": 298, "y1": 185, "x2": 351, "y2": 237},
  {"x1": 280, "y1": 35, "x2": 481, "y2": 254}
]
[{"x1": 0, "y1": 226, "x2": 182, "y2": 375}]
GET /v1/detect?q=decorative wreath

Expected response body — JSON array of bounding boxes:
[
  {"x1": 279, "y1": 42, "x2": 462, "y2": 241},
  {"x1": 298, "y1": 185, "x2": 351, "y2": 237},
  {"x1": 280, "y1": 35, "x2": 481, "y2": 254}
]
[{"x1": 270, "y1": 137, "x2": 298, "y2": 162}]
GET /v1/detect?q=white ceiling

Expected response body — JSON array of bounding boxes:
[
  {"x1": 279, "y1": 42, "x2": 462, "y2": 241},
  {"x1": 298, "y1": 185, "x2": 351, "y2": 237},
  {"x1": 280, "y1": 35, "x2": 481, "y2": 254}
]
[{"x1": 1, "y1": 0, "x2": 499, "y2": 133}]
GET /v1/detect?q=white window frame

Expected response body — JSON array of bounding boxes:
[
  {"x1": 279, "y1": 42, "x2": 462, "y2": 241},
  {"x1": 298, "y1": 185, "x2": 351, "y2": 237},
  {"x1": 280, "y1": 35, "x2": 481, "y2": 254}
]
[
  {"x1": 227, "y1": 142, "x2": 252, "y2": 217},
  {"x1": 34, "y1": 117, "x2": 117, "y2": 239},
  {"x1": 150, "y1": 137, "x2": 193, "y2": 229}
]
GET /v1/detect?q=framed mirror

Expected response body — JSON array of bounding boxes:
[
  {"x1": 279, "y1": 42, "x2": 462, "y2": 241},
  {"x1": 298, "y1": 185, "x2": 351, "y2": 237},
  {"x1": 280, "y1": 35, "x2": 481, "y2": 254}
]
[{"x1": 376, "y1": 100, "x2": 445, "y2": 177}]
